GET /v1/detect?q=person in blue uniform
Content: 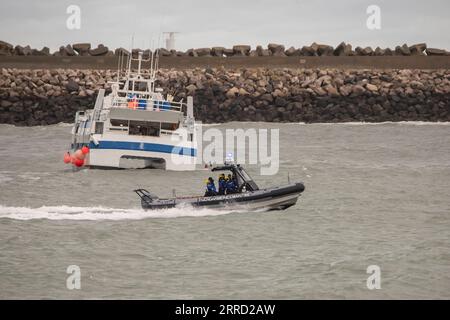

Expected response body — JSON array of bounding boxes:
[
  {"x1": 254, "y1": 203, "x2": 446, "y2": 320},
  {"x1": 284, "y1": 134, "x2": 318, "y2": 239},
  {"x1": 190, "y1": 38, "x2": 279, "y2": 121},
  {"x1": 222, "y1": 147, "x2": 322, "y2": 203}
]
[
  {"x1": 218, "y1": 173, "x2": 226, "y2": 195},
  {"x1": 225, "y1": 174, "x2": 237, "y2": 194},
  {"x1": 204, "y1": 177, "x2": 217, "y2": 197}
]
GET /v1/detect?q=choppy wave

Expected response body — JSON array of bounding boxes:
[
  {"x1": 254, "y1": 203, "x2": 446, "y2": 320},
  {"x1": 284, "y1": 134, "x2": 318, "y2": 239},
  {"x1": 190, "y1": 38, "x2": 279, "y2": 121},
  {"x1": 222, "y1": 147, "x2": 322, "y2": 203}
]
[{"x1": 0, "y1": 205, "x2": 238, "y2": 221}]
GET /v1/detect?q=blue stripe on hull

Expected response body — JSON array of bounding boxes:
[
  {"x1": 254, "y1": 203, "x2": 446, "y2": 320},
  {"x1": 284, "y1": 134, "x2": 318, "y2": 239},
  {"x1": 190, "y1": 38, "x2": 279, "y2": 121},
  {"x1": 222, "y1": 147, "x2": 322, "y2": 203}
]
[{"x1": 89, "y1": 140, "x2": 197, "y2": 157}]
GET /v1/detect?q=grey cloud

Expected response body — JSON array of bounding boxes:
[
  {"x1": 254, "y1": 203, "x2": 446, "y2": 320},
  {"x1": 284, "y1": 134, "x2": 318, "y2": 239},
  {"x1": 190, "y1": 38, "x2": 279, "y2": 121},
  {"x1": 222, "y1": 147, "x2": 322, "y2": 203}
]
[{"x1": 0, "y1": 0, "x2": 448, "y2": 51}]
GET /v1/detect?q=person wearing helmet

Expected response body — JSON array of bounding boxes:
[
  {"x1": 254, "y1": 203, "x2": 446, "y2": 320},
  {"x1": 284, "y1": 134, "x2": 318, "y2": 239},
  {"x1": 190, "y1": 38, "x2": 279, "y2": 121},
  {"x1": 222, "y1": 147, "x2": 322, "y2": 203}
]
[
  {"x1": 218, "y1": 173, "x2": 226, "y2": 195},
  {"x1": 225, "y1": 174, "x2": 237, "y2": 194},
  {"x1": 204, "y1": 177, "x2": 217, "y2": 197}
]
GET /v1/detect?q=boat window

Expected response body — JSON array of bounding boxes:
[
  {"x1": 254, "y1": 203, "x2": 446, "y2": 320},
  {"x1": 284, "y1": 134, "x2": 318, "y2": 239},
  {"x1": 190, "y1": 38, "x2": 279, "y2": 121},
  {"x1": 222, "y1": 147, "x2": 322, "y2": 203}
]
[
  {"x1": 129, "y1": 121, "x2": 160, "y2": 137},
  {"x1": 95, "y1": 122, "x2": 104, "y2": 134},
  {"x1": 134, "y1": 81, "x2": 148, "y2": 92},
  {"x1": 239, "y1": 168, "x2": 253, "y2": 181},
  {"x1": 77, "y1": 121, "x2": 85, "y2": 134},
  {"x1": 110, "y1": 119, "x2": 129, "y2": 127},
  {"x1": 161, "y1": 122, "x2": 178, "y2": 131}
]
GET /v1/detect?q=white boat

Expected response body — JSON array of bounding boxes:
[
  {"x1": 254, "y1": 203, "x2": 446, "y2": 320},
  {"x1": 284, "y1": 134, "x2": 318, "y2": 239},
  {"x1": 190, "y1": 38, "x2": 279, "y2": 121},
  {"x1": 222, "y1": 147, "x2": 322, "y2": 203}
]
[{"x1": 70, "y1": 49, "x2": 198, "y2": 170}]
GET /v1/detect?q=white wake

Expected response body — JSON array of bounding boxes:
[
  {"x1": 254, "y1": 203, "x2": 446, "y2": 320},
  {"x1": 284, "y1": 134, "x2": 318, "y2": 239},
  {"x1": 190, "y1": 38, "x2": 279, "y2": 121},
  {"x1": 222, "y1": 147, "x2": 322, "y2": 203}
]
[{"x1": 0, "y1": 205, "x2": 238, "y2": 221}]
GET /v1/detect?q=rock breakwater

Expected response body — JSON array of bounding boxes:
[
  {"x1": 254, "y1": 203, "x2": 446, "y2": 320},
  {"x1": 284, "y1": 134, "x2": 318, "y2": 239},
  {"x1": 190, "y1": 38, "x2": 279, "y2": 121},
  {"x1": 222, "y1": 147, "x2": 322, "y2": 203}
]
[{"x1": 0, "y1": 68, "x2": 449, "y2": 126}]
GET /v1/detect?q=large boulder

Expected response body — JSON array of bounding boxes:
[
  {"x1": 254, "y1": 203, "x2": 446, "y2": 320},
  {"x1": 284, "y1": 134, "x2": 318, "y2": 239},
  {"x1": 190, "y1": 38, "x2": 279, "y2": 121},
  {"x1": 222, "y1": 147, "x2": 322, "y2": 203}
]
[
  {"x1": 355, "y1": 46, "x2": 373, "y2": 56},
  {"x1": 221, "y1": 48, "x2": 233, "y2": 57},
  {"x1": 300, "y1": 45, "x2": 316, "y2": 56},
  {"x1": 232, "y1": 45, "x2": 251, "y2": 56},
  {"x1": 159, "y1": 48, "x2": 172, "y2": 56},
  {"x1": 400, "y1": 43, "x2": 411, "y2": 55},
  {"x1": 333, "y1": 42, "x2": 352, "y2": 56},
  {"x1": 373, "y1": 47, "x2": 384, "y2": 56},
  {"x1": 256, "y1": 45, "x2": 271, "y2": 56},
  {"x1": 194, "y1": 48, "x2": 211, "y2": 57},
  {"x1": 384, "y1": 48, "x2": 393, "y2": 56},
  {"x1": 65, "y1": 79, "x2": 79, "y2": 93},
  {"x1": 268, "y1": 43, "x2": 286, "y2": 56},
  {"x1": 31, "y1": 47, "x2": 51, "y2": 56},
  {"x1": 72, "y1": 43, "x2": 91, "y2": 56},
  {"x1": 89, "y1": 44, "x2": 109, "y2": 56},
  {"x1": 185, "y1": 48, "x2": 198, "y2": 57},
  {"x1": 395, "y1": 44, "x2": 411, "y2": 56},
  {"x1": 316, "y1": 44, "x2": 334, "y2": 56},
  {"x1": 285, "y1": 46, "x2": 300, "y2": 56},
  {"x1": 409, "y1": 43, "x2": 426, "y2": 55},
  {"x1": 426, "y1": 48, "x2": 447, "y2": 56},
  {"x1": 14, "y1": 45, "x2": 33, "y2": 56},
  {"x1": 58, "y1": 46, "x2": 68, "y2": 56},
  {"x1": 226, "y1": 87, "x2": 240, "y2": 98},
  {"x1": 365, "y1": 83, "x2": 378, "y2": 92},
  {"x1": 59, "y1": 44, "x2": 76, "y2": 56},
  {"x1": 211, "y1": 47, "x2": 226, "y2": 57},
  {"x1": 0, "y1": 40, "x2": 13, "y2": 56}
]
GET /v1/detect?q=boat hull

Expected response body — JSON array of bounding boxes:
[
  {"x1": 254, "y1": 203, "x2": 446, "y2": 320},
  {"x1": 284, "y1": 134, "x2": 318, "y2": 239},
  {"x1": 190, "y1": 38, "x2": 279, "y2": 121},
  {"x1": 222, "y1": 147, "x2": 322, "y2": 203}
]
[
  {"x1": 86, "y1": 148, "x2": 196, "y2": 170},
  {"x1": 139, "y1": 183, "x2": 305, "y2": 211}
]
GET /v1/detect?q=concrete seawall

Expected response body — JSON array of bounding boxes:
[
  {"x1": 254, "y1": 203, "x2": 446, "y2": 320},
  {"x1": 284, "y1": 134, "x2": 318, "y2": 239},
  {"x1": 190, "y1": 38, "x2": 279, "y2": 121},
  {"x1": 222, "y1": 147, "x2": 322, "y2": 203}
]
[{"x1": 1, "y1": 67, "x2": 449, "y2": 126}]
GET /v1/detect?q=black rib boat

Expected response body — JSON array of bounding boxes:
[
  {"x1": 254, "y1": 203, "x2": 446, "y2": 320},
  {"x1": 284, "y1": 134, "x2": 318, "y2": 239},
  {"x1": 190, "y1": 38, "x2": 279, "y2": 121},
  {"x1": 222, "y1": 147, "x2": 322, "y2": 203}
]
[{"x1": 134, "y1": 164, "x2": 305, "y2": 211}]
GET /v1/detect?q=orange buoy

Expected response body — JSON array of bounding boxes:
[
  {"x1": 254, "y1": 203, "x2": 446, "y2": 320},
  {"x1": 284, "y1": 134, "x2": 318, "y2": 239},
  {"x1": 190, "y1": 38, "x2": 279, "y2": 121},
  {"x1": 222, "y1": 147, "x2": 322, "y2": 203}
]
[
  {"x1": 63, "y1": 153, "x2": 71, "y2": 164},
  {"x1": 74, "y1": 158, "x2": 84, "y2": 167},
  {"x1": 74, "y1": 149, "x2": 85, "y2": 160},
  {"x1": 81, "y1": 146, "x2": 90, "y2": 154}
]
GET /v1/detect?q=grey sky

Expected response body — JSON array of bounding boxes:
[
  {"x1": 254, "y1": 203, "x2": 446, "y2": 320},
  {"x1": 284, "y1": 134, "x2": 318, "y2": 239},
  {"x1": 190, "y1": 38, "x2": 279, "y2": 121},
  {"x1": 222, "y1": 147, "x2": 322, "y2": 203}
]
[{"x1": 0, "y1": 0, "x2": 449, "y2": 51}]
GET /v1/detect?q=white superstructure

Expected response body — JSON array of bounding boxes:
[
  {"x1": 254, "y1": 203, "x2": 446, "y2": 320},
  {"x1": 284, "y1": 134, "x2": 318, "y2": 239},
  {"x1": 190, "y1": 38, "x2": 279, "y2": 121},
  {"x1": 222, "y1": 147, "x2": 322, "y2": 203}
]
[{"x1": 71, "y1": 50, "x2": 198, "y2": 170}]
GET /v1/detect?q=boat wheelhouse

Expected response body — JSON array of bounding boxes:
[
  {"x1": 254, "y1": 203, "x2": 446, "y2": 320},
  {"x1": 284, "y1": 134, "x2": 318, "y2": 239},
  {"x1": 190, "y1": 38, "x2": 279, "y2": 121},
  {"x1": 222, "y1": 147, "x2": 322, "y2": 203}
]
[{"x1": 71, "y1": 50, "x2": 198, "y2": 170}]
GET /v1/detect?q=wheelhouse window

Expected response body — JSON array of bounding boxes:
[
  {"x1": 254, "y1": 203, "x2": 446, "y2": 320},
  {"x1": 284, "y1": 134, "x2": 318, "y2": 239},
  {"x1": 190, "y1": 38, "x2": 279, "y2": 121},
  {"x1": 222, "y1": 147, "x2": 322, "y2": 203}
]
[
  {"x1": 127, "y1": 80, "x2": 148, "y2": 92},
  {"x1": 109, "y1": 119, "x2": 129, "y2": 131},
  {"x1": 95, "y1": 122, "x2": 104, "y2": 134},
  {"x1": 110, "y1": 119, "x2": 129, "y2": 127},
  {"x1": 129, "y1": 121, "x2": 160, "y2": 137},
  {"x1": 135, "y1": 81, "x2": 148, "y2": 92},
  {"x1": 161, "y1": 122, "x2": 179, "y2": 131}
]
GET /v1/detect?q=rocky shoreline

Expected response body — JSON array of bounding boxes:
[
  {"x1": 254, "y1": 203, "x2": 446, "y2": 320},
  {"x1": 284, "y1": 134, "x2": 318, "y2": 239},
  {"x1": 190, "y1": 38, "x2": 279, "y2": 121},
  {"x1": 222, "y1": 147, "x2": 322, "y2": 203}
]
[{"x1": 0, "y1": 67, "x2": 449, "y2": 126}]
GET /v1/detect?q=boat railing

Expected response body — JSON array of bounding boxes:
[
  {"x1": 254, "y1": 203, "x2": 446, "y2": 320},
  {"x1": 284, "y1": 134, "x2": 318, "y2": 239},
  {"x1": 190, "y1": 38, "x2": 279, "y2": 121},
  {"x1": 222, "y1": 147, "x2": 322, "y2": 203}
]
[
  {"x1": 112, "y1": 96, "x2": 184, "y2": 113},
  {"x1": 160, "y1": 129, "x2": 182, "y2": 137}
]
